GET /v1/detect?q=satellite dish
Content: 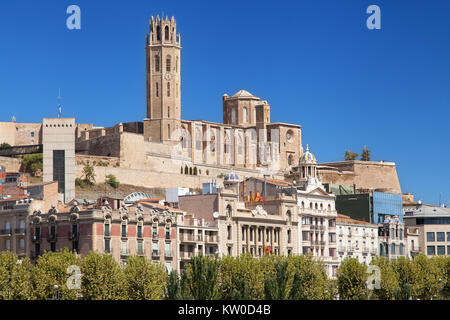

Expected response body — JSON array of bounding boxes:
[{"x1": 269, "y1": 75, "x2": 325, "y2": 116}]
[{"x1": 213, "y1": 211, "x2": 219, "y2": 219}]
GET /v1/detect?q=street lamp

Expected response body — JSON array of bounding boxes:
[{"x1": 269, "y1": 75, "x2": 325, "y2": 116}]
[{"x1": 53, "y1": 284, "x2": 61, "y2": 300}]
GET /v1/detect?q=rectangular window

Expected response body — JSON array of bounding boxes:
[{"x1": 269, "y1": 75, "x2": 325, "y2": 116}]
[
  {"x1": 258, "y1": 229, "x2": 261, "y2": 241},
  {"x1": 166, "y1": 262, "x2": 172, "y2": 274},
  {"x1": 166, "y1": 226, "x2": 170, "y2": 240},
  {"x1": 5, "y1": 239, "x2": 10, "y2": 250},
  {"x1": 152, "y1": 242, "x2": 158, "y2": 255},
  {"x1": 105, "y1": 239, "x2": 110, "y2": 253},
  {"x1": 105, "y1": 224, "x2": 110, "y2": 237},
  {"x1": 137, "y1": 241, "x2": 143, "y2": 255},
  {"x1": 152, "y1": 226, "x2": 157, "y2": 238},
  {"x1": 19, "y1": 238, "x2": 25, "y2": 250},
  {"x1": 137, "y1": 225, "x2": 142, "y2": 238},
  {"x1": 427, "y1": 232, "x2": 435, "y2": 242},
  {"x1": 287, "y1": 230, "x2": 291, "y2": 244},
  {"x1": 51, "y1": 242, "x2": 56, "y2": 252},
  {"x1": 427, "y1": 246, "x2": 436, "y2": 255},
  {"x1": 448, "y1": 246, "x2": 450, "y2": 255},
  {"x1": 242, "y1": 227, "x2": 245, "y2": 241},
  {"x1": 53, "y1": 150, "x2": 65, "y2": 193},
  {"x1": 121, "y1": 224, "x2": 127, "y2": 237},
  {"x1": 249, "y1": 228, "x2": 253, "y2": 241},
  {"x1": 227, "y1": 226, "x2": 231, "y2": 240},
  {"x1": 165, "y1": 243, "x2": 171, "y2": 256},
  {"x1": 437, "y1": 232, "x2": 445, "y2": 242},
  {"x1": 447, "y1": 232, "x2": 450, "y2": 241},
  {"x1": 437, "y1": 246, "x2": 445, "y2": 255},
  {"x1": 121, "y1": 241, "x2": 127, "y2": 255}
]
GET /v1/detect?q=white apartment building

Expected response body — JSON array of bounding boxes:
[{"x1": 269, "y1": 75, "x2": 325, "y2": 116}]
[
  {"x1": 296, "y1": 146, "x2": 339, "y2": 278},
  {"x1": 336, "y1": 214, "x2": 378, "y2": 265}
]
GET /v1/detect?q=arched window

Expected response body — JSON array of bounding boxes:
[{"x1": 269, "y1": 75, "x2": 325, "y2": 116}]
[
  {"x1": 155, "y1": 55, "x2": 160, "y2": 72},
  {"x1": 301, "y1": 201, "x2": 305, "y2": 208},
  {"x1": 156, "y1": 26, "x2": 161, "y2": 40},
  {"x1": 156, "y1": 82, "x2": 159, "y2": 97},
  {"x1": 243, "y1": 107, "x2": 248, "y2": 123},
  {"x1": 226, "y1": 205, "x2": 232, "y2": 217},
  {"x1": 195, "y1": 128, "x2": 202, "y2": 150},
  {"x1": 165, "y1": 26, "x2": 169, "y2": 40},
  {"x1": 310, "y1": 203, "x2": 313, "y2": 209},
  {"x1": 231, "y1": 108, "x2": 236, "y2": 124},
  {"x1": 286, "y1": 210, "x2": 292, "y2": 222},
  {"x1": 166, "y1": 55, "x2": 171, "y2": 72},
  {"x1": 315, "y1": 203, "x2": 318, "y2": 210},
  {"x1": 320, "y1": 203, "x2": 323, "y2": 210},
  {"x1": 167, "y1": 106, "x2": 170, "y2": 118},
  {"x1": 288, "y1": 154, "x2": 293, "y2": 166},
  {"x1": 328, "y1": 204, "x2": 331, "y2": 211},
  {"x1": 168, "y1": 124, "x2": 171, "y2": 138},
  {"x1": 167, "y1": 82, "x2": 170, "y2": 97}
]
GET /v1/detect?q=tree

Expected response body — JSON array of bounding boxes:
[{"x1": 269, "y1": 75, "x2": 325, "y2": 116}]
[
  {"x1": 0, "y1": 142, "x2": 12, "y2": 149},
  {"x1": 337, "y1": 257, "x2": 368, "y2": 300},
  {"x1": 22, "y1": 153, "x2": 43, "y2": 176},
  {"x1": 360, "y1": 146, "x2": 371, "y2": 161},
  {"x1": 80, "y1": 252, "x2": 126, "y2": 300},
  {"x1": 105, "y1": 174, "x2": 119, "y2": 189},
  {"x1": 287, "y1": 255, "x2": 330, "y2": 300},
  {"x1": 264, "y1": 261, "x2": 290, "y2": 300},
  {"x1": 0, "y1": 251, "x2": 34, "y2": 300},
  {"x1": 82, "y1": 164, "x2": 96, "y2": 185},
  {"x1": 123, "y1": 256, "x2": 166, "y2": 299},
  {"x1": 413, "y1": 254, "x2": 445, "y2": 300},
  {"x1": 391, "y1": 256, "x2": 417, "y2": 300},
  {"x1": 218, "y1": 254, "x2": 265, "y2": 300},
  {"x1": 166, "y1": 270, "x2": 181, "y2": 300},
  {"x1": 369, "y1": 256, "x2": 399, "y2": 300},
  {"x1": 187, "y1": 255, "x2": 219, "y2": 300},
  {"x1": 344, "y1": 150, "x2": 358, "y2": 160},
  {"x1": 32, "y1": 249, "x2": 81, "y2": 300}
]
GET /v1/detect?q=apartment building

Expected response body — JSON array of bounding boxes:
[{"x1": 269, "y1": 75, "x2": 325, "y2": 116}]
[
  {"x1": 404, "y1": 203, "x2": 450, "y2": 256},
  {"x1": 336, "y1": 214, "x2": 378, "y2": 265},
  {"x1": 295, "y1": 146, "x2": 339, "y2": 278}
]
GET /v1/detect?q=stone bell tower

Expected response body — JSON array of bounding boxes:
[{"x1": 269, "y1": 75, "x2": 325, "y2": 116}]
[{"x1": 144, "y1": 15, "x2": 181, "y2": 143}]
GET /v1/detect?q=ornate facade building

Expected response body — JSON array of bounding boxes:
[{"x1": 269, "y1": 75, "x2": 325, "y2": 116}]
[{"x1": 295, "y1": 146, "x2": 339, "y2": 278}]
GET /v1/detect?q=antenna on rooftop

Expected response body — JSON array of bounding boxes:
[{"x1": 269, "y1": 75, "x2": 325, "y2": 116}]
[{"x1": 57, "y1": 88, "x2": 62, "y2": 118}]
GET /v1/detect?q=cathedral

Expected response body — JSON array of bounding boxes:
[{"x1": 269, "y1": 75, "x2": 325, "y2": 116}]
[{"x1": 141, "y1": 16, "x2": 303, "y2": 173}]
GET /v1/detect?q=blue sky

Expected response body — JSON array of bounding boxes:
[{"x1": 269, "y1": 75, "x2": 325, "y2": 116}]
[{"x1": 0, "y1": 0, "x2": 449, "y2": 205}]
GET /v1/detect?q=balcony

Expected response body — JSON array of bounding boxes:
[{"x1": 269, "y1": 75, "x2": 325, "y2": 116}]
[
  {"x1": 362, "y1": 233, "x2": 368, "y2": 239},
  {"x1": 47, "y1": 233, "x2": 57, "y2": 242},
  {"x1": 320, "y1": 241, "x2": 326, "y2": 246},
  {"x1": 14, "y1": 228, "x2": 25, "y2": 234},
  {"x1": 152, "y1": 250, "x2": 160, "y2": 259},
  {"x1": 120, "y1": 249, "x2": 130, "y2": 256},
  {"x1": 318, "y1": 226, "x2": 326, "y2": 232},
  {"x1": 0, "y1": 229, "x2": 12, "y2": 236},
  {"x1": 165, "y1": 251, "x2": 173, "y2": 259},
  {"x1": 347, "y1": 246, "x2": 354, "y2": 252},
  {"x1": 180, "y1": 251, "x2": 194, "y2": 260},
  {"x1": 31, "y1": 234, "x2": 41, "y2": 242},
  {"x1": 68, "y1": 231, "x2": 79, "y2": 241},
  {"x1": 179, "y1": 234, "x2": 201, "y2": 242},
  {"x1": 362, "y1": 247, "x2": 369, "y2": 253},
  {"x1": 205, "y1": 235, "x2": 219, "y2": 243}
]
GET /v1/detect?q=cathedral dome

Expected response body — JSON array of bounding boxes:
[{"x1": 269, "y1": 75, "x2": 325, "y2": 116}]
[{"x1": 299, "y1": 145, "x2": 317, "y2": 164}]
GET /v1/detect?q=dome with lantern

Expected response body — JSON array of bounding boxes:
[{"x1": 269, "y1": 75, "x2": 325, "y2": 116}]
[{"x1": 299, "y1": 144, "x2": 317, "y2": 164}]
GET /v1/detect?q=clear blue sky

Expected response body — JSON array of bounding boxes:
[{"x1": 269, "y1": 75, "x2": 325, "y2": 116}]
[{"x1": 0, "y1": 0, "x2": 449, "y2": 205}]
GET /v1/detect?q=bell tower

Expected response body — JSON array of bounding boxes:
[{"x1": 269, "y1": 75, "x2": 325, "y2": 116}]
[{"x1": 145, "y1": 15, "x2": 181, "y2": 143}]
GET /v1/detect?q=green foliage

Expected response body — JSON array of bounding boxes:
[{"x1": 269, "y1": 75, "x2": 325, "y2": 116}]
[
  {"x1": 123, "y1": 256, "x2": 166, "y2": 299},
  {"x1": 82, "y1": 164, "x2": 96, "y2": 185},
  {"x1": 264, "y1": 261, "x2": 290, "y2": 300},
  {"x1": 105, "y1": 174, "x2": 120, "y2": 189},
  {"x1": 0, "y1": 251, "x2": 34, "y2": 299},
  {"x1": 218, "y1": 254, "x2": 265, "y2": 300},
  {"x1": 22, "y1": 153, "x2": 43, "y2": 176},
  {"x1": 166, "y1": 271, "x2": 181, "y2": 300},
  {"x1": 344, "y1": 150, "x2": 358, "y2": 160},
  {"x1": 75, "y1": 177, "x2": 85, "y2": 188},
  {"x1": 287, "y1": 255, "x2": 330, "y2": 300},
  {"x1": 187, "y1": 255, "x2": 219, "y2": 300},
  {"x1": 32, "y1": 249, "x2": 81, "y2": 300},
  {"x1": 80, "y1": 252, "x2": 126, "y2": 300},
  {"x1": 360, "y1": 146, "x2": 371, "y2": 161},
  {"x1": 337, "y1": 257, "x2": 368, "y2": 300},
  {"x1": 0, "y1": 142, "x2": 12, "y2": 149},
  {"x1": 369, "y1": 256, "x2": 399, "y2": 300},
  {"x1": 412, "y1": 254, "x2": 445, "y2": 300}
]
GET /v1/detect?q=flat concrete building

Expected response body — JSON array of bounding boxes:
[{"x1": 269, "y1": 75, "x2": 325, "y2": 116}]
[{"x1": 42, "y1": 118, "x2": 76, "y2": 203}]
